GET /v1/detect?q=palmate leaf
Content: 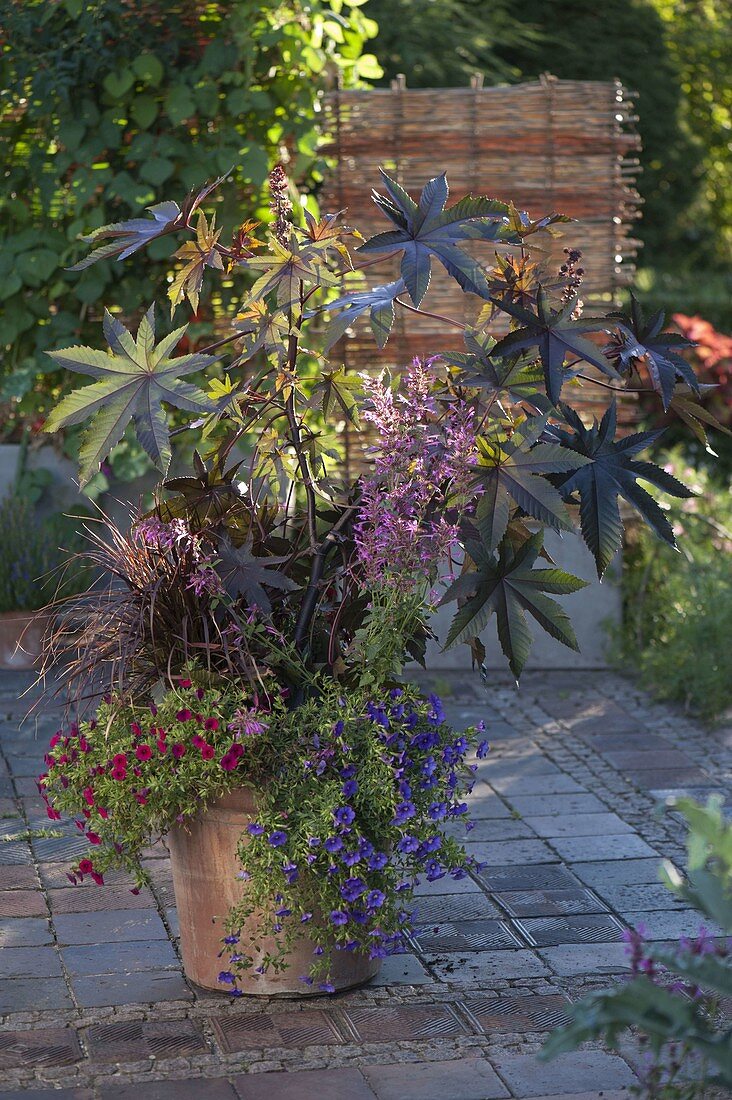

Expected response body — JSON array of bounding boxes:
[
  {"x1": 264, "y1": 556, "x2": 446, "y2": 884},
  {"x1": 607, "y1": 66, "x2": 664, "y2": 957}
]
[
  {"x1": 233, "y1": 300, "x2": 290, "y2": 365},
  {"x1": 322, "y1": 278, "x2": 405, "y2": 351},
  {"x1": 474, "y1": 415, "x2": 591, "y2": 547},
  {"x1": 669, "y1": 385, "x2": 732, "y2": 455},
  {"x1": 68, "y1": 201, "x2": 182, "y2": 271},
  {"x1": 358, "y1": 170, "x2": 513, "y2": 306},
  {"x1": 441, "y1": 328, "x2": 550, "y2": 411},
  {"x1": 215, "y1": 536, "x2": 297, "y2": 616},
  {"x1": 550, "y1": 401, "x2": 694, "y2": 578},
  {"x1": 247, "y1": 235, "x2": 338, "y2": 307},
  {"x1": 67, "y1": 174, "x2": 231, "y2": 271},
  {"x1": 440, "y1": 531, "x2": 588, "y2": 678},
  {"x1": 308, "y1": 368, "x2": 363, "y2": 425},
  {"x1": 606, "y1": 293, "x2": 699, "y2": 410},
  {"x1": 490, "y1": 289, "x2": 620, "y2": 405},
  {"x1": 168, "y1": 209, "x2": 225, "y2": 315},
  {"x1": 44, "y1": 306, "x2": 216, "y2": 485}
]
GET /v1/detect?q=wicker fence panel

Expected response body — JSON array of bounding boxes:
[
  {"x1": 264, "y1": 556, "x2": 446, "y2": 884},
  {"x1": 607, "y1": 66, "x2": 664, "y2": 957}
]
[{"x1": 319, "y1": 76, "x2": 642, "y2": 476}]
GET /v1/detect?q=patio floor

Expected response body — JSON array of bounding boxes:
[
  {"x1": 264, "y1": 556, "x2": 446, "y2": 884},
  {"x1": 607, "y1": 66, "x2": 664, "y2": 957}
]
[{"x1": 0, "y1": 668, "x2": 729, "y2": 1099}]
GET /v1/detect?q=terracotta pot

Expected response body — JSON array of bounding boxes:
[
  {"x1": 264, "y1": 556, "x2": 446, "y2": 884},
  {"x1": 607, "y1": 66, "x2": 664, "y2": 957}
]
[
  {"x1": 167, "y1": 788, "x2": 382, "y2": 994},
  {"x1": 0, "y1": 611, "x2": 49, "y2": 670}
]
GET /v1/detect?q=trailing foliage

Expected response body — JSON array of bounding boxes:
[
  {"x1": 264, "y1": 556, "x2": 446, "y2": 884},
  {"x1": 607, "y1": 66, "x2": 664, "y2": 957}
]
[
  {"x1": 543, "y1": 797, "x2": 732, "y2": 1096},
  {"x1": 0, "y1": 0, "x2": 378, "y2": 450},
  {"x1": 615, "y1": 454, "x2": 732, "y2": 721},
  {"x1": 39, "y1": 677, "x2": 489, "y2": 988}
]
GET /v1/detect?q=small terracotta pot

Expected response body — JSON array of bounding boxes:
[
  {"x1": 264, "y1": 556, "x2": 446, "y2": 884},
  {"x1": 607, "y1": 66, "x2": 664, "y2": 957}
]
[
  {"x1": 167, "y1": 787, "x2": 382, "y2": 995},
  {"x1": 0, "y1": 611, "x2": 49, "y2": 670}
]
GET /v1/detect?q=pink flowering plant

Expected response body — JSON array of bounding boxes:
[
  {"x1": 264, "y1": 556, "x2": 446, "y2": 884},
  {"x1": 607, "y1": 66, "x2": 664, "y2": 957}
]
[{"x1": 37, "y1": 164, "x2": 721, "y2": 990}]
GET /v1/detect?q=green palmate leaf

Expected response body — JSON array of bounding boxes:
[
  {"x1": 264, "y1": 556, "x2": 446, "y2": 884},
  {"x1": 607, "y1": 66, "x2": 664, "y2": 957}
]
[
  {"x1": 247, "y1": 235, "x2": 338, "y2": 307},
  {"x1": 550, "y1": 401, "x2": 694, "y2": 578},
  {"x1": 308, "y1": 368, "x2": 363, "y2": 425},
  {"x1": 441, "y1": 329, "x2": 549, "y2": 412},
  {"x1": 357, "y1": 170, "x2": 513, "y2": 306},
  {"x1": 44, "y1": 306, "x2": 216, "y2": 485},
  {"x1": 607, "y1": 293, "x2": 700, "y2": 410},
  {"x1": 668, "y1": 385, "x2": 732, "y2": 454},
  {"x1": 322, "y1": 278, "x2": 405, "y2": 350},
  {"x1": 233, "y1": 300, "x2": 290, "y2": 366},
  {"x1": 474, "y1": 414, "x2": 591, "y2": 545},
  {"x1": 490, "y1": 289, "x2": 620, "y2": 405},
  {"x1": 440, "y1": 531, "x2": 587, "y2": 678},
  {"x1": 168, "y1": 209, "x2": 225, "y2": 314}
]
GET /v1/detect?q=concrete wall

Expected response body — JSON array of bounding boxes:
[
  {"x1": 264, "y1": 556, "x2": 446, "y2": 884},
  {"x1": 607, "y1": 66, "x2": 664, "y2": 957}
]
[{"x1": 423, "y1": 530, "x2": 621, "y2": 672}]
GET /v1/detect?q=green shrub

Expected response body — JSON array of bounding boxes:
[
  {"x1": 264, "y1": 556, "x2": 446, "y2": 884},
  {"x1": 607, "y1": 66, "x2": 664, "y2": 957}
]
[
  {"x1": 543, "y1": 797, "x2": 732, "y2": 1096},
  {"x1": 616, "y1": 454, "x2": 732, "y2": 721},
  {"x1": 0, "y1": 497, "x2": 90, "y2": 612},
  {"x1": 0, "y1": 0, "x2": 377, "y2": 451}
]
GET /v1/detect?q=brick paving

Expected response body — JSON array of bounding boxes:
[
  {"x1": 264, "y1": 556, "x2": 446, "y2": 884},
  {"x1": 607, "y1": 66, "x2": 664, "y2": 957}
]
[{"x1": 0, "y1": 669, "x2": 729, "y2": 1098}]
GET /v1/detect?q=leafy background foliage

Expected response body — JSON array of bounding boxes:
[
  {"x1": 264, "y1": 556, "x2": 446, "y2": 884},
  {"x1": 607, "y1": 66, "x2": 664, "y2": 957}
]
[
  {"x1": 366, "y1": 0, "x2": 731, "y2": 329},
  {"x1": 0, "y1": 0, "x2": 378, "y2": 469},
  {"x1": 614, "y1": 451, "x2": 732, "y2": 721}
]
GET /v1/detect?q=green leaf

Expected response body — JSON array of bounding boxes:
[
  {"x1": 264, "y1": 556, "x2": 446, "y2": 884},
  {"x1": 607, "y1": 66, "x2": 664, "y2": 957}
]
[
  {"x1": 44, "y1": 306, "x2": 216, "y2": 485},
  {"x1": 358, "y1": 170, "x2": 513, "y2": 306},
  {"x1": 164, "y1": 85, "x2": 196, "y2": 125},
  {"x1": 490, "y1": 290, "x2": 620, "y2": 405},
  {"x1": 322, "y1": 278, "x2": 404, "y2": 350},
  {"x1": 551, "y1": 401, "x2": 694, "y2": 577},
  {"x1": 607, "y1": 293, "x2": 699, "y2": 410},
  {"x1": 475, "y1": 415, "x2": 590, "y2": 540},
  {"x1": 309, "y1": 368, "x2": 363, "y2": 425},
  {"x1": 69, "y1": 201, "x2": 181, "y2": 270},
  {"x1": 440, "y1": 531, "x2": 587, "y2": 677},
  {"x1": 140, "y1": 157, "x2": 175, "y2": 186},
  {"x1": 103, "y1": 68, "x2": 135, "y2": 99},
  {"x1": 130, "y1": 95, "x2": 158, "y2": 129},
  {"x1": 131, "y1": 53, "x2": 164, "y2": 86}
]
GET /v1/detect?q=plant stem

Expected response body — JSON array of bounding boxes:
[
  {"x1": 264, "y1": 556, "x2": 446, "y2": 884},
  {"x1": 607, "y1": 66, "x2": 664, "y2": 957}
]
[{"x1": 395, "y1": 297, "x2": 466, "y2": 331}]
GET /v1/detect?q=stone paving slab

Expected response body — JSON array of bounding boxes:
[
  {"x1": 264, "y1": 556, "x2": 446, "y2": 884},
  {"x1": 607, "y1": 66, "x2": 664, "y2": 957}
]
[{"x1": 0, "y1": 668, "x2": 729, "y2": 1097}]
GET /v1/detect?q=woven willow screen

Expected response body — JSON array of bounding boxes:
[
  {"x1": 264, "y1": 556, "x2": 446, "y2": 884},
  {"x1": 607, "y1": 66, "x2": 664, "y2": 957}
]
[{"x1": 319, "y1": 76, "x2": 642, "y2": 475}]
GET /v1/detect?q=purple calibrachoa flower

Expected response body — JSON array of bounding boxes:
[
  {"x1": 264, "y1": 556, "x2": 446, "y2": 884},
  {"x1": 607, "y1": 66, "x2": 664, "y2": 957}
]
[
  {"x1": 333, "y1": 806, "x2": 355, "y2": 827},
  {"x1": 342, "y1": 779, "x2": 358, "y2": 798},
  {"x1": 267, "y1": 829, "x2": 288, "y2": 847},
  {"x1": 392, "y1": 800, "x2": 416, "y2": 825}
]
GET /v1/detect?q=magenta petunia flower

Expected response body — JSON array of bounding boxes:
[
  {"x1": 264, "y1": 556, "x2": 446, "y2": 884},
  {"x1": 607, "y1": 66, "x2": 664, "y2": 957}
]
[
  {"x1": 179, "y1": 678, "x2": 193, "y2": 689},
  {"x1": 171, "y1": 743, "x2": 186, "y2": 759},
  {"x1": 112, "y1": 753, "x2": 127, "y2": 768},
  {"x1": 86, "y1": 831, "x2": 101, "y2": 845},
  {"x1": 176, "y1": 709, "x2": 193, "y2": 722},
  {"x1": 78, "y1": 858, "x2": 94, "y2": 875},
  {"x1": 204, "y1": 717, "x2": 219, "y2": 732},
  {"x1": 200, "y1": 744, "x2": 215, "y2": 760},
  {"x1": 135, "y1": 744, "x2": 153, "y2": 762},
  {"x1": 110, "y1": 767, "x2": 127, "y2": 781},
  {"x1": 220, "y1": 753, "x2": 237, "y2": 771}
]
